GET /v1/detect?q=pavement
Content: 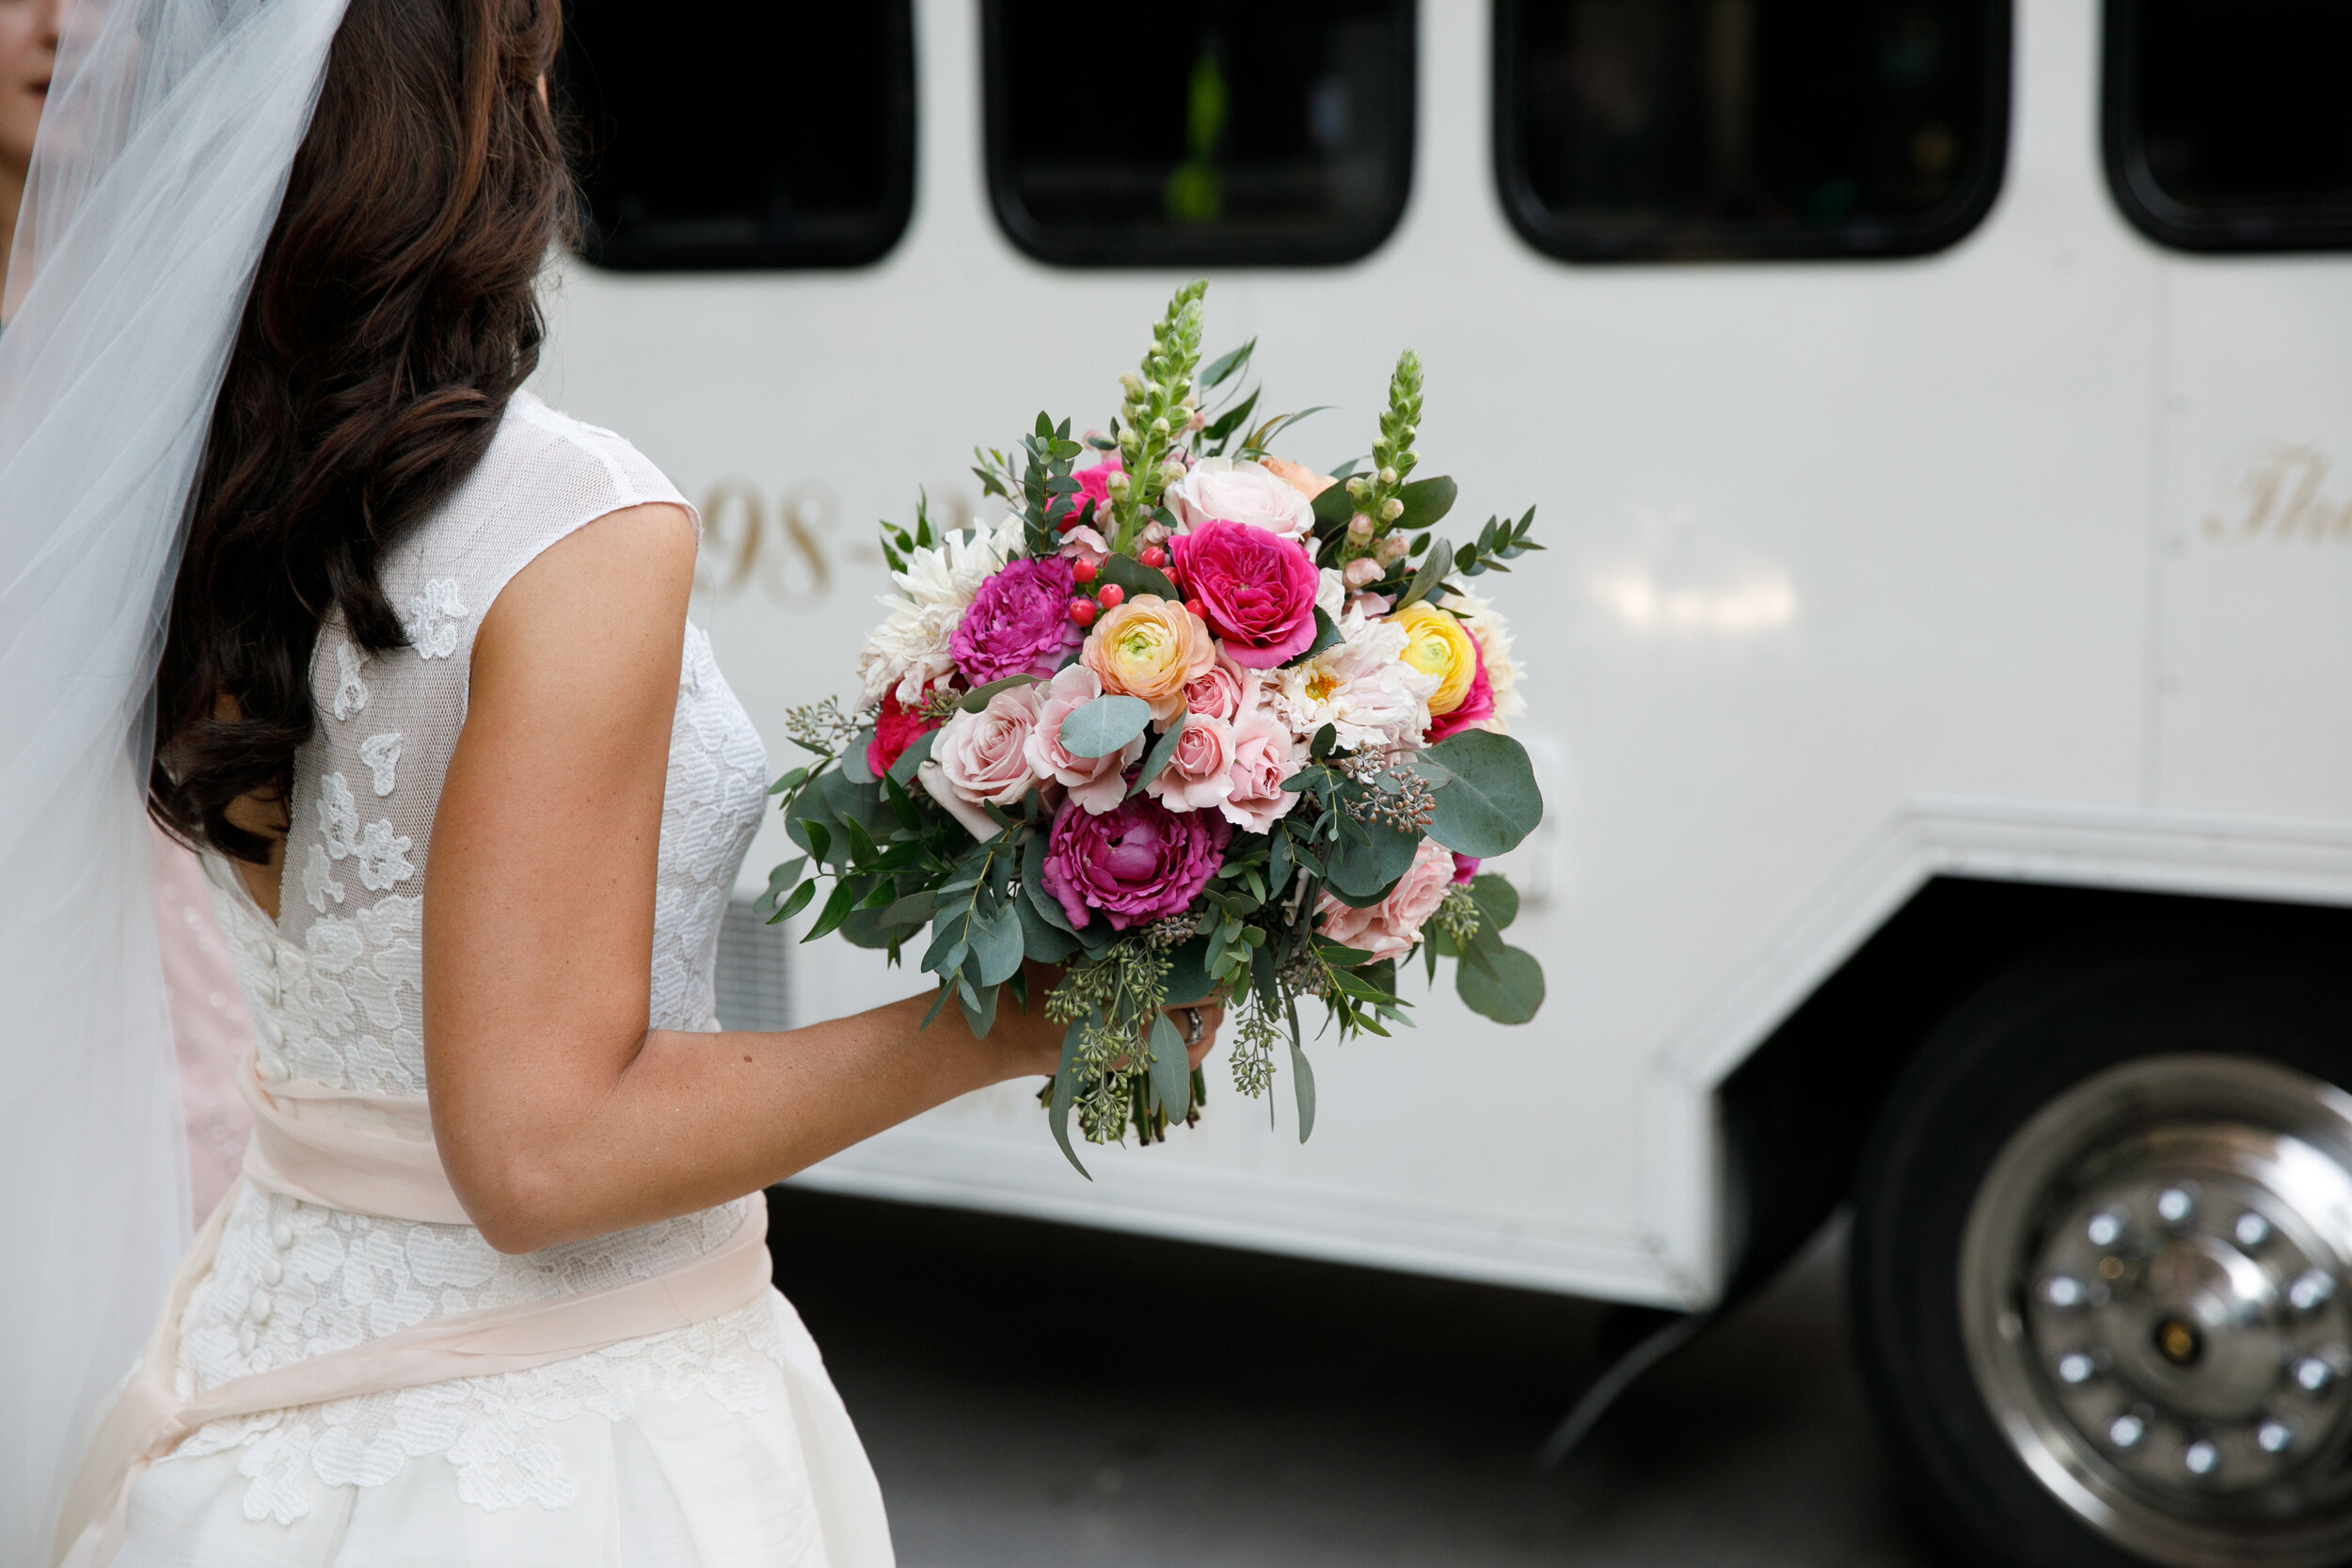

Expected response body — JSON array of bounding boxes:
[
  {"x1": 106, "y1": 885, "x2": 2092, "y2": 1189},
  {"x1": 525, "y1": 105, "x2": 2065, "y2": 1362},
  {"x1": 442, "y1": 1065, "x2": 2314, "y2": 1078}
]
[{"x1": 767, "y1": 1188, "x2": 1946, "y2": 1568}]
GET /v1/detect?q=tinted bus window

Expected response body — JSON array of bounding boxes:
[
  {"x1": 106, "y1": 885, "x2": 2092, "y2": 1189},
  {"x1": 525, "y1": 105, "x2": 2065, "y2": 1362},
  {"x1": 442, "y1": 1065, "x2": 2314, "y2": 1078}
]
[
  {"x1": 558, "y1": 1, "x2": 915, "y2": 272},
  {"x1": 1496, "y1": 0, "x2": 2010, "y2": 262},
  {"x1": 2105, "y1": 1, "x2": 2352, "y2": 252},
  {"x1": 983, "y1": 0, "x2": 1414, "y2": 268}
]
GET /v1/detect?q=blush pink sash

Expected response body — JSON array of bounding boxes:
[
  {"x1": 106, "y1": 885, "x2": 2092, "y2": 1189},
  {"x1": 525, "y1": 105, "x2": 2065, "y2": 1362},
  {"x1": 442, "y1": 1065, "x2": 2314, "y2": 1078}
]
[{"x1": 51, "y1": 1053, "x2": 775, "y2": 1567}]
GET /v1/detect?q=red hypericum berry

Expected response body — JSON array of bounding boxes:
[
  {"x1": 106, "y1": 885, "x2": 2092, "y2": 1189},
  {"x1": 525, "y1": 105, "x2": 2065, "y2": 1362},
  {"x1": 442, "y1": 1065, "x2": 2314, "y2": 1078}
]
[
  {"x1": 1184, "y1": 597, "x2": 1206, "y2": 620},
  {"x1": 1072, "y1": 558, "x2": 1098, "y2": 584},
  {"x1": 1138, "y1": 545, "x2": 1168, "y2": 569},
  {"x1": 1096, "y1": 583, "x2": 1126, "y2": 610},
  {"x1": 1068, "y1": 597, "x2": 1097, "y2": 626}
]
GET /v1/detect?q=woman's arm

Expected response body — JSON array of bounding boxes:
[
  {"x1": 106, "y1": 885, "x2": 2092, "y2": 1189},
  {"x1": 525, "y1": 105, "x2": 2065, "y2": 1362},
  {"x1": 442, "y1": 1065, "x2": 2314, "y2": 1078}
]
[{"x1": 423, "y1": 505, "x2": 1208, "y2": 1254}]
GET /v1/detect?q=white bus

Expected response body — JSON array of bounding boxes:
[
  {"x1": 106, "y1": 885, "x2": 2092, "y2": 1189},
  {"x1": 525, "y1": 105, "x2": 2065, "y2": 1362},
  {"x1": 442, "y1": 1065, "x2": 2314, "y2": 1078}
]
[{"x1": 541, "y1": 3, "x2": 2352, "y2": 1563}]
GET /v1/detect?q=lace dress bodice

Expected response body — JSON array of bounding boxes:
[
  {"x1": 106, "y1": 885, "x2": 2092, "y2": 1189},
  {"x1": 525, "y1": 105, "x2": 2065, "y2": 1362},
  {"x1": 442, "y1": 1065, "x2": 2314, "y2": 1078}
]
[{"x1": 168, "y1": 392, "x2": 782, "y2": 1523}]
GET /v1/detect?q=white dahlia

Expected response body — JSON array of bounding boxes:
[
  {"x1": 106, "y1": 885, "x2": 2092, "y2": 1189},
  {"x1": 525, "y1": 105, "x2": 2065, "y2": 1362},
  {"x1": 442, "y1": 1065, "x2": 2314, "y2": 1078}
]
[
  {"x1": 1269, "y1": 609, "x2": 1440, "y2": 753},
  {"x1": 856, "y1": 518, "x2": 1025, "y2": 706}
]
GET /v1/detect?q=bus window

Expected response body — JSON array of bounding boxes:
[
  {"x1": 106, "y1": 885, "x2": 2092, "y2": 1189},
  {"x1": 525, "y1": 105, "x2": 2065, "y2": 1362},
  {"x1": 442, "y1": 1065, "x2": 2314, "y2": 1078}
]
[
  {"x1": 983, "y1": 0, "x2": 1413, "y2": 268},
  {"x1": 1495, "y1": 0, "x2": 2010, "y2": 262},
  {"x1": 557, "y1": 1, "x2": 915, "y2": 272},
  {"x1": 2105, "y1": 1, "x2": 2352, "y2": 253}
]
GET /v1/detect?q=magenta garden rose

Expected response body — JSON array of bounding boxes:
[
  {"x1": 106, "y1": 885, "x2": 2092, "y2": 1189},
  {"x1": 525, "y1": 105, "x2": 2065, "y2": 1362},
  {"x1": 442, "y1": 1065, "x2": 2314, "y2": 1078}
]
[
  {"x1": 1041, "y1": 794, "x2": 1232, "y2": 931},
  {"x1": 1170, "y1": 519, "x2": 1321, "y2": 669},
  {"x1": 951, "y1": 555, "x2": 1083, "y2": 686}
]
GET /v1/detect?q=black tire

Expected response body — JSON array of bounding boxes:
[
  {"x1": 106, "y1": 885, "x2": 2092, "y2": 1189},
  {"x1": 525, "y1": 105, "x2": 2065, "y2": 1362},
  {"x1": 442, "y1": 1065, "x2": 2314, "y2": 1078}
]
[{"x1": 1849, "y1": 940, "x2": 2352, "y2": 1568}]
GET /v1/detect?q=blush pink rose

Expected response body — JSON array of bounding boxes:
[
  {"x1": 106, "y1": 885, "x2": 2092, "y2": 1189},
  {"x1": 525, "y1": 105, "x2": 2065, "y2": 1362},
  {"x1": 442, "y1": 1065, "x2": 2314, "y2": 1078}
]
[
  {"x1": 1218, "y1": 705, "x2": 1303, "y2": 832},
  {"x1": 1144, "y1": 713, "x2": 1235, "y2": 813},
  {"x1": 1023, "y1": 663, "x2": 1142, "y2": 815},
  {"x1": 1181, "y1": 651, "x2": 1249, "y2": 721},
  {"x1": 931, "y1": 684, "x2": 1043, "y2": 807},
  {"x1": 1170, "y1": 519, "x2": 1321, "y2": 669},
  {"x1": 1165, "y1": 456, "x2": 1315, "y2": 540},
  {"x1": 1315, "y1": 837, "x2": 1454, "y2": 963}
]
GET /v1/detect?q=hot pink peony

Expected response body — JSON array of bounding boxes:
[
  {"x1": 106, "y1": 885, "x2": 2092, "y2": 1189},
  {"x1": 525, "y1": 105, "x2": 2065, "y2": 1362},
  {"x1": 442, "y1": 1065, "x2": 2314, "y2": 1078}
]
[
  {"x1": 1424, "y1": 639, "x2": 1496, "y2": 742},
  {"x1": 1218, "y1": 705, "x2": 1303, "y2": 832},
  {"x1": 1023, "y1": 664, "x2": 1141, "y2": 815},
  {"x1": 867, "y1": 687, "x2": 941, "y2": 777},
  {"x1": 1041, "y1": 794, "x2": 1231, "y2": 931},
  {"x1": 951, "y1": 556, "x2": 1083, "y2": 687},
  {"x1": 1170, "y1": 519, "x2": 1321, "y2": 669},
  {"x1": 1143, "y1": 713, "x2": 1235, "y2": 813},
  {"x1": 1316, "y1": 838, "x2": 1454, "y2": 963},
  {"x1": 932, "y1": 684, "x2": 1043, "y2": 807}
]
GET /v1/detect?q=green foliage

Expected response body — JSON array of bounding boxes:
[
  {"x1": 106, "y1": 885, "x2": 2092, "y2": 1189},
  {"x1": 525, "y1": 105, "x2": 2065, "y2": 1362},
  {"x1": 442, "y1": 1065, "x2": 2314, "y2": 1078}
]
[
  {"x1": 874, "y1": 490, "x2": 941, "y2": 576},
  {"x1": 1448, "y1": 505, "x2": 1543, "y2": 578},
  {"x1": 1457, "y1": 942, "x2": 1546, "y2": 1023},
  {"x1": 1058, "y1": 694, "x2": 1152, "y2": 758},
  {"x1": 1096, "y1": 552, "x2": 1180, "y2": 602},
  {"x1": 1111, "y1": 282, "x2": 1210, "y2": 551},
  {"x1": 1422, "y1": 730, "x2": 1543, "y2": 858}
]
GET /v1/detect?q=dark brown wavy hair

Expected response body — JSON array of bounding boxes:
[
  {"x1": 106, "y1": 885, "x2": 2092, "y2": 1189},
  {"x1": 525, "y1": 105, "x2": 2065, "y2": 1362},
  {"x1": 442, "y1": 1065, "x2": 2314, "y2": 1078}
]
[{"x1": 147, "y1": 0, "x2": 567, "y2": 863}]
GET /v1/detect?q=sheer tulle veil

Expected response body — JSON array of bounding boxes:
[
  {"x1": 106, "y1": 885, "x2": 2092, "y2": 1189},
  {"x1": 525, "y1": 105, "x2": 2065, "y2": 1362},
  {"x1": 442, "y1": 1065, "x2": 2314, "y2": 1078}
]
[{"x1": 0, "y1": 0, "x2": 348, "y2": 1553}]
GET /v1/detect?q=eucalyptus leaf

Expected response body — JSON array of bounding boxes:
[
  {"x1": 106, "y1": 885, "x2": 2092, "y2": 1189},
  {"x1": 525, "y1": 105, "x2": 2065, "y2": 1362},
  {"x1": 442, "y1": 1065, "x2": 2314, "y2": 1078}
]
[
  {"x1": 1132, "y1": 711, "x2": 1189, "y2": 795},
  {"x1": 1149, "y1": 1013, "x2": 1191, "y2": 1119},
  {"x1": 884, "y1": 727, "x2": 938, "y2": 785},
  {"x1": 1022, "y1": 831, "x2": 1079, "y2": 936},
  {"x1": 1290, "y1": 1039, "x2": 1317, "y2": 1144},
  {"x1": 968, "y1": 898, "x2": 1026, "y2": 986},
  {"x1": 1393, "y1": 535, "x2": 1452, "y2": 610},
  {"x1": 1424, "y1": 730, "x2": 1543, "y2": 858},
  {"x1": 1468, "y1": 873, "x2": 1519, "y2": 931},
  {"x1": 959, "y1": 978, "x2": 1000, "y2": 1039},
  {"x1": 1048, "y1": 1021, "x2": 1091, "y2": 1179},
  {"x1": 921, "y1": 911, "x2": 967, "y2": 974},
  {"x1": 838, "y1": 901, "x2": 911, "y2": 951},
  {"x1": 959, "y1": 674, "x2": 1041, "y2": 712},
  {"x1": 1456, "y1": 942, "x2": 1546, "y2": 1024},
  {"x1": 1311, "y1": 482, "x2": 1356, "y2": 529},
  {"x1": 1059, "y1": 694, "x2": 1152, "y2": 758},
  {"x1": 1097, "y1": 553, "x2": 1181, "y2": 603},
  {"x1": 1322, "y1": 814, "x2": 1419, "y2": 899},
  {"x1": 1392, "y1": 475, "x2": 1458, "y2": 531},
  {"x1": 1015, "y1": 889, "x2": 1078, "y2": 963},
  {"x1": 839, "y1": 736, "x2": 878, "y2": 784},
  {"x1": 1161, "y1": 936, "x2": 1217, "y2": 1006}
]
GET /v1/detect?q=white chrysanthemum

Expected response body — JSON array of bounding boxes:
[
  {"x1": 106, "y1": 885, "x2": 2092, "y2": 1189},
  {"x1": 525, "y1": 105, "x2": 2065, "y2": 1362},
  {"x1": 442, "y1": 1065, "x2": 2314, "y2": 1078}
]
[
  {"x1": 1270, "y1": 610, "x2": 1439, "y2": 752},
  {"x1": 857, "y1": 519, "x2": 1026, "y2": 705},
  {"x1": 1439, "y1": 579, "x2": 1527, "y2": 729}
]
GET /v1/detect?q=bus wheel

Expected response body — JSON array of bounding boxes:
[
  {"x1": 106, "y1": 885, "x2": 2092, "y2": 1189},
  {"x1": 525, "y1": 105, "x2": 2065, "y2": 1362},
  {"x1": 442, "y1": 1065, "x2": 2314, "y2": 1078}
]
[{"x1": 1850, "y1": 946, "x2": 2352, "y2": 1568}]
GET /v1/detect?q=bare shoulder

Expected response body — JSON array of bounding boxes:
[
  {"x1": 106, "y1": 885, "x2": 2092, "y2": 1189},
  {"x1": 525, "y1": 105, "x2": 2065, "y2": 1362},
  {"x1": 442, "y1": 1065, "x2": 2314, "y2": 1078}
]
[{"x1": 472, "y1": 503, "x2": 697, "y2": 696}]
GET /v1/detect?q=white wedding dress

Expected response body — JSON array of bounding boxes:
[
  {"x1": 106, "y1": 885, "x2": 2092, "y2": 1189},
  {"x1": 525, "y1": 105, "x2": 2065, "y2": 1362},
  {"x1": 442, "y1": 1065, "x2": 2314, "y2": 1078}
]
[{"x1": 108, "y1": 392, "x2": 894, "y2": 1567}]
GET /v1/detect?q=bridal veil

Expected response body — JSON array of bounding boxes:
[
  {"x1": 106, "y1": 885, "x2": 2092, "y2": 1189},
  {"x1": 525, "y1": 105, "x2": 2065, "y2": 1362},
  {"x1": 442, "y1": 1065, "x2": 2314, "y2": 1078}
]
[{"x1": 0, "y1": 0, "x2": 348, "y2": 1554}]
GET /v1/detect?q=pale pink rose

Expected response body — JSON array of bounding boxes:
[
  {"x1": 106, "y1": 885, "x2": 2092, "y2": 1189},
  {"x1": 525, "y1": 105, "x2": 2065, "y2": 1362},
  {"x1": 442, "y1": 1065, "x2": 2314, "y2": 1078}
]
[
  {"x1": 1057, "y1": 524, "x2": 1110, "y2": 569},
  {"x1": 1218, "y1": 705, "x2": 1304, "y2": 833},
  {"x1": 1165, "y1": 456, "x2": 1316, "y2": 540},
  {"x1": 932, "y1": 685, "x2": 1043, "y2": 807},
  {"x1": 1144, "y1": 712, "x2": 1236, "y2": 813},
  {"x1": 1315, "y1": 837, "x2": 1454, "y2": 963},
  {"x1": 1181, "y1": 650, "x2": 1250, "y2": 721},
  {"x1": 1023, "y1": 663, "x2": 1142, "y2": 815}
]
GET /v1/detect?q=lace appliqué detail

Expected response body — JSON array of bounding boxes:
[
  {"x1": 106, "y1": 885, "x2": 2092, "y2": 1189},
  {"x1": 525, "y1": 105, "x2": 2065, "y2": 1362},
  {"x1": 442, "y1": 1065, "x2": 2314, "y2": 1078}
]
[
  {"x1": 319, "y1": 772, "x2": 359, "y2": 859},
  {"x1": 278, "y1": 895, "x2": 425, "y2": 1092},
  {"x1": 359, "y1": 733, "x2": 403, "y2": 796},
  {"x1": 401, "y1": 578, "x2": 469, "y2": 659},
  {"x1": 300, "y1": 843, "x2": 345, "y2": 913},
  {"x1": 332, "y1": 641, "x2": 370, "y2": 721},
  {"x1": 354, "y1": 820, "x2": 415, "y2": 891},
  {"x1": 318, "y1": 769, "x2": 414, "y2": 895}
]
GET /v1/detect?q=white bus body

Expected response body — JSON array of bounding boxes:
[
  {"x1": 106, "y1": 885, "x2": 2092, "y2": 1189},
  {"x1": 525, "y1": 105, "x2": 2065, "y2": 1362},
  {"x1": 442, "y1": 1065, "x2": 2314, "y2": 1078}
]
[{"x1": 535, "y1": 0, "x2": 2352, "y2": 1317}]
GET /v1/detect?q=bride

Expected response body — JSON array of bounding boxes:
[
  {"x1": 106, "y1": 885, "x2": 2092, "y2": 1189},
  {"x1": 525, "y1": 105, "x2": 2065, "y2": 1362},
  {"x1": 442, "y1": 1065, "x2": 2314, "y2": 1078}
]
[{"x1": 0, "y1": 0, "x2": 1218, "y2": 1563}]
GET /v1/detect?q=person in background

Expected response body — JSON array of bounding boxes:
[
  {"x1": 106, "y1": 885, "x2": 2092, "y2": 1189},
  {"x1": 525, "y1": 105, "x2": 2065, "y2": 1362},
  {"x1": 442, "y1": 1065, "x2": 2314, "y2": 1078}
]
[{"x1": 3, "y1": 0, "x2": 253, "y2": 1226}]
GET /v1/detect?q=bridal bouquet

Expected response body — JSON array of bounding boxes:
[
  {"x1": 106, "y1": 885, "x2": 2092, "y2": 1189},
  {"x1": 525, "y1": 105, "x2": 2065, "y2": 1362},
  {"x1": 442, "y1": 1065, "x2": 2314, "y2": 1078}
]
[{"x1": 762, "y1": 283, "x2": 1546, "y2": 1172}]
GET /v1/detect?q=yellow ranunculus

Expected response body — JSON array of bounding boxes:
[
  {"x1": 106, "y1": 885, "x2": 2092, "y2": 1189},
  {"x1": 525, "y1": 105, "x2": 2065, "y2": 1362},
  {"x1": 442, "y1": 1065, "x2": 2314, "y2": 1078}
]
[
  {"x1": 1389, "y1": 601, "x2": 1479, "y2": 716},
  {"x1": 1081, "y1": 595, "x2": 1216, "y2": 721}
]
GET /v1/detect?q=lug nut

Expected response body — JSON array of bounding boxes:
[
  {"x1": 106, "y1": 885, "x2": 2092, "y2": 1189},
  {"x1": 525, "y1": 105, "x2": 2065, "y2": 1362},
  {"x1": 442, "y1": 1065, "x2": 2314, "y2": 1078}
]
[
  {"x1": 2259, "y1": 1420, "x2": 2294, "y2": 1453},
  {"x1": 2235, "y1": 1212, "x2": 2272, "y2": 1249},
  {"x1": 2157, "y1": 1187, "x2": 2195, "y2": 1224}
]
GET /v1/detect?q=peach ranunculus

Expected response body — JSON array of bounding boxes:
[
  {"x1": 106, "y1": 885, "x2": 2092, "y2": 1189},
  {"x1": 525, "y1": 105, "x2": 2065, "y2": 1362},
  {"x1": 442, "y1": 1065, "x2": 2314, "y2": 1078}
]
[
  {"x1": 1261, "y1": 456, "x2": 1337, "y2": 501},
  {"x1": 1081, "y1": 594, "x2": 1216, "y2": 722},
  {"x1": 1143, "y1": 712, "x2": 1236, "y2": 813},
  {"x1": 1388, "y1": 601, "x2": 1481, "y2": 717},
  {"x1": 1024, "y1": 663, "x2": 1141, "y2": 815},
  {"x1": 1218, "y1": 704, "x2": 1303, "y2": 833},
  {"x1": 1315, "y1": 837, "x2": 1454, "y2": 963},
  {"x1": 1181, "y1": 649, "x2": 1251, "y2": 721},
  {"x1": 931, "y1": 683, "x2": 1043, "y2": 807}
]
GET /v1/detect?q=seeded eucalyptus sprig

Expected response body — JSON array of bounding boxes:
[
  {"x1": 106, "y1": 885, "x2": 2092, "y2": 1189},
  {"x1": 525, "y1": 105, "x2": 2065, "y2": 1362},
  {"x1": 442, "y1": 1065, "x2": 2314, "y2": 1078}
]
[
  {"x1": 1109, "y1": 280, "x2": 1209, "y2": 552},
  {"x1": 1340, "y1": 350, "x2": 1422, "y2": 565}
]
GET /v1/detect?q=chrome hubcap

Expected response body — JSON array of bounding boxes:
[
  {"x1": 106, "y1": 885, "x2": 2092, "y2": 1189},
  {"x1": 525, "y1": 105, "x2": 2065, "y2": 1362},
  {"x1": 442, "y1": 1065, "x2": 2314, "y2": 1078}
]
[{"x1": 1962, "y1": 1055, "x2": 2352, "y2": 1568}]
